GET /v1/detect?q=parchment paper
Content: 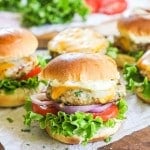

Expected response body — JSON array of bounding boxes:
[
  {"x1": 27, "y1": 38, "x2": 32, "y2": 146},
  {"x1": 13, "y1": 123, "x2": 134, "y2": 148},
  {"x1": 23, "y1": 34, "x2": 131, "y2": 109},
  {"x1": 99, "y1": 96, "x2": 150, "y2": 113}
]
[{"x1": 0, "y1": 90, "x2": 150, "y2": 150}]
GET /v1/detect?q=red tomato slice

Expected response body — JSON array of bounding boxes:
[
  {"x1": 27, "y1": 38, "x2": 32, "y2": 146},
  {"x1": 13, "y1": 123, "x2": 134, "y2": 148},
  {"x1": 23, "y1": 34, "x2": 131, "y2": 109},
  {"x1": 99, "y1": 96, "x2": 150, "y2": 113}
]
[
  {"x1": 85, "y1": 0, "x2": 100, "y2": 13},
  {"x1": 85, "y1": 0, "x2": 127, "y2": 14},
  {"x1": 22, "y1": 66, "x2": 41, "y2": 80},
  {"x1": 32, "y1": 102, "x2": 58, "y2": 115},
  {"x1": 92, "y1": 104, "x2": 118, "y2": 121},
  {"x1": 99, "y1": 0, "x2": 127, "y2": 15}
]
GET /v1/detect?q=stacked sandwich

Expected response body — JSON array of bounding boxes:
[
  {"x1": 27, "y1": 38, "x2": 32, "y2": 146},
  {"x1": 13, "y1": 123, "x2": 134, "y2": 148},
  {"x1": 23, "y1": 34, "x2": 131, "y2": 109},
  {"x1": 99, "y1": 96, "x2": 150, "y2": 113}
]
[
  {"x1": 0, "y1": 28, "x2": 45, "y2": 107},
  {"x1": 24, "y1": 52, "x2": 127, "y2": 144},
  {"x1": 114, "y1": 15, "x2": 150, "y2": 67},
  {"x1": 48, "y1": 28, "x2": 109, "y2": 58}
]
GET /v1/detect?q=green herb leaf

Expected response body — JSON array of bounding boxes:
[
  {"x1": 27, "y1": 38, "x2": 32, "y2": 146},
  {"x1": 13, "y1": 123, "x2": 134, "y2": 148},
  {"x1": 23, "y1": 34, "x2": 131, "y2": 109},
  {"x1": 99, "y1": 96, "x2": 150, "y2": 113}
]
[
  {"x1": 74, "y1": 90, "x2": 83, "y2": 97},
  {"x1": 6, "y1": 117, "x2": 13, "y2": 123},
  {"x1": 104, "y1": 136, "x2": 112, "y2": 143}
]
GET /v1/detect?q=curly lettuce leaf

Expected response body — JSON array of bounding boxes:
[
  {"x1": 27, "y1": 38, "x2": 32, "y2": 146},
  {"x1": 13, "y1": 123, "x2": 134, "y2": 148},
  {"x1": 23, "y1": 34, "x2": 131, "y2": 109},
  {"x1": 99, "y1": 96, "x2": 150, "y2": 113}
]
[
  {"x1": 24, "y1": 98, "x2": 127, "y2": 144},
  {"x1": 106, "y1": 42, "x2": 119, "y2": 59},
  {"x1": 37, "y1": 55, "x2": 48, "y2": 68},
  {"x1": 128, "y1": 50, "x2": 144, "y2": 61},
  {"x1": 21, "y1": 0, "x2": 90, "y2": 27},
  {"x1": 0, "y1": 77, "x2": 46, "y2": 94},
  {"x1": 123, "y1": 64, "x2": 150, "y2": 99},
  {"x1": 0, "y1": 0, "x2": 90, "y2": 27}
]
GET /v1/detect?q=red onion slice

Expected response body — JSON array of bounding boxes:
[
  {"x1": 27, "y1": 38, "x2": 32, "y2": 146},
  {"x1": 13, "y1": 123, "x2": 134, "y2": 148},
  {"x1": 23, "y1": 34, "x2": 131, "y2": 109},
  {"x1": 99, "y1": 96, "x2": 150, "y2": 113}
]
[
  {"x1": 55, "y1": 103, "x2": 112, "y2": 114},
  {"x1": 30, "y1": 93, "x2": 113, "y2": 114},
  {"x1": 31, "y1": 93, "x2": 53, "y2": 106}
]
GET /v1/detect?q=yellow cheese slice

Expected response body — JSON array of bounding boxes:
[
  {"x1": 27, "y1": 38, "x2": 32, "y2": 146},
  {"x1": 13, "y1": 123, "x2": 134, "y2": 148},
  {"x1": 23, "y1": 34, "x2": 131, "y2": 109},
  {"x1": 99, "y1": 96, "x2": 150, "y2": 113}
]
[{"x1": 51, "y1": 86, "x2": 78, "y2": 100}]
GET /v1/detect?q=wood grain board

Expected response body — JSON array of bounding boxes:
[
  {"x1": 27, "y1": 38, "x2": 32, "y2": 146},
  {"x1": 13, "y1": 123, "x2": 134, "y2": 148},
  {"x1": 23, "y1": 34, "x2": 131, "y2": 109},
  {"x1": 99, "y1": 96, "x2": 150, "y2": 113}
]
[{"x1": 99, "y1": 126, "x2": 150, "y2": 150}]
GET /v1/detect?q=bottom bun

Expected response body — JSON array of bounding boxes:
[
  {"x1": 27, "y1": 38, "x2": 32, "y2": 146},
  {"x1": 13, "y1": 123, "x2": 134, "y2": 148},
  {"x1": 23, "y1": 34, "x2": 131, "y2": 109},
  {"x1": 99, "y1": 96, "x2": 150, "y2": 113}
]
[
  {"x1": 46, "y1": 121, "x2": 122, "y2": 144},
  {"x1": 136, "y1": 90, "x2": 150, "y2": 104},
  {"x1": 0, "y1": 88, "x2": 35, "y2": 107}
]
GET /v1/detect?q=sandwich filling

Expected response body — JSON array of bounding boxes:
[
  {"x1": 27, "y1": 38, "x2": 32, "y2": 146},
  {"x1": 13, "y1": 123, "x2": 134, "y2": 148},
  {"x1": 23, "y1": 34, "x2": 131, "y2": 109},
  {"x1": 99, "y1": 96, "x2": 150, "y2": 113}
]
[
  {"x1": 24, "y1": 79, "x2": 127, "y2": 144},
  {"x1": 0, "y1": 55, "x2": 46, "y2": 94}
]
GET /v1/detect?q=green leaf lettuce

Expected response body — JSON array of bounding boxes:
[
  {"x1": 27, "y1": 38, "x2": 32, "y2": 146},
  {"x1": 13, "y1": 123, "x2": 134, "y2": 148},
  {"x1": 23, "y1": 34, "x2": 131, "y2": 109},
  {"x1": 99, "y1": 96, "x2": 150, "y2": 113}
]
[
  {"x1": 24, "y1": 98, "x2": 128, "y2": 144},
  {"x1": 123, "y1": 64, "x2": 150, "y2": 99}
]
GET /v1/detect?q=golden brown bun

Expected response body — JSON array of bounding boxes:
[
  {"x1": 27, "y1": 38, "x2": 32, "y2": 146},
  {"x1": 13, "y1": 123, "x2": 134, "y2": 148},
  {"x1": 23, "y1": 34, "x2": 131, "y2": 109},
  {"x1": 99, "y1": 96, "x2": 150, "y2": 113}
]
[
  {"x1": 0, "y1": 27, "x2": 38, "y2": 59},
  {"x1": 48, "y1": 28, "x2": 108, "y2": 55},
  {"x1": 137, "y1": 50, "x2": 150, "y2": 80},
  {"x1": 118, "y1": 16, "x2": 150, "y2": 44},
  {"x1": 136, "y1": 88, "x2": 150, "y2": 104},
  {"x1": 0, "y1": 88, "x2": 35, "y2": 107},
  {"x1": 41, "y1": 53, "x2": 119, "y2": 83},
  {"x1": 46, "y1": 121, "x2": 122, "y2": 144}
]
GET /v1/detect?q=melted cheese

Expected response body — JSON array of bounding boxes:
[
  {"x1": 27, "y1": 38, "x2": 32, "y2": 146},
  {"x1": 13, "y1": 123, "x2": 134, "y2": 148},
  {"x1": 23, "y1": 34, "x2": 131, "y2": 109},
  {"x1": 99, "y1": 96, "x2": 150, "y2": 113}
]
[
  {"x1": 0, "y1": 62, "x2": 14, "y2": 78},
  {"x1": 51, "y1": 86, "x2": 79, "y2": 100},
  {"x1": 0, "y1": 62, "x2": 14, "y2": 71}
]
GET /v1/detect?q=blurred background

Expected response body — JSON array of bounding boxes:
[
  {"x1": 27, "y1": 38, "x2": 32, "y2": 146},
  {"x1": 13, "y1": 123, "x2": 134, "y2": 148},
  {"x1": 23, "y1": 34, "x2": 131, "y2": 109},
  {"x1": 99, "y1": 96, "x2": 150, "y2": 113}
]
[{"x1": 0, "y1": 0, "x2": 149, "y2": 48}]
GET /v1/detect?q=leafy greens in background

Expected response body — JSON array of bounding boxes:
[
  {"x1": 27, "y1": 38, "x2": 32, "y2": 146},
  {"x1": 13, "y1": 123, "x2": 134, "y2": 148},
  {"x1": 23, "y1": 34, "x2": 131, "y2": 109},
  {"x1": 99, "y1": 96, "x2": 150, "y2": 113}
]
[
  {"x1": 0, "y1": 0, "x2": 90, "y2": 27},
  {"x1": 0, "y1": 0, "x2": 23, "y2": 12}
]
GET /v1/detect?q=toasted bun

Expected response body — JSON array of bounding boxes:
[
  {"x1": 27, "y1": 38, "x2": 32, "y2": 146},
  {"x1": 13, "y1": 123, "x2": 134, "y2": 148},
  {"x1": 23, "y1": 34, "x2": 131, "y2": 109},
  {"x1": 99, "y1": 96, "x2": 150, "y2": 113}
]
[
  {"x1": 41, "y1": 53, "x2": 120, "y2": 83},
  {"x1": 46, "y1": 121, "x2": 122, "y2": 144},
  {"x1": 48, "y1": 28, "x2": 108, "y2": 55},
  {"x1": 0, "y1": 88, "x2": 36, "y2": 107},
  {"x1": 136, "y1": 89, "x2": 150, "y2": 104},
  {"x1": 137, "y1": 50, "x2": 150, "y2": 80},
  {"x1": 118, "y1": 16, "x2": 150, "y2": 44},
  {"x1": 0, "y1": 28, "x2": 38, "y2": 59}
]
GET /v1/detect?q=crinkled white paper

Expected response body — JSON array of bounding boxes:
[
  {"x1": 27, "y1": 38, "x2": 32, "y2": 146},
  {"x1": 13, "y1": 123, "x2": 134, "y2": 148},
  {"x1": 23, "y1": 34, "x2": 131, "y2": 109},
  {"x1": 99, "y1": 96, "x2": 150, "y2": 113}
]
[{"x1": 0, "y1": 93, "x2": 150, "y2": 150}]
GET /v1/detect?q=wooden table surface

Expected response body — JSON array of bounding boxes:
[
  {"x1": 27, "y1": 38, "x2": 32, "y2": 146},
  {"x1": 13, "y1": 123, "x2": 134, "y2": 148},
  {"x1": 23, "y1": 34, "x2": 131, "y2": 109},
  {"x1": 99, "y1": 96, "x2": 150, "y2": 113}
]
[{"x1": 99, "y1": 126, "x2": 150, "y2": 150}]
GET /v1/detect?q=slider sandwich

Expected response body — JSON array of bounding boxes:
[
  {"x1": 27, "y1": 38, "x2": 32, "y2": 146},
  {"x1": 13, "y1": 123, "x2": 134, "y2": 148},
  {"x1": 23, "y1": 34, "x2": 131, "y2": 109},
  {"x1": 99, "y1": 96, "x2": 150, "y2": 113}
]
[
  {"x1": 48, "y1": 28, "x2": 108, "y2": 58},
  {"x1": 114, "y1": 15, "x2": 150, "y2": 67},
  {"x1": 24, "y1": 53, "x2": 128, "y2": 144},
  {"x1": 0, "y1": 28, "x2": 45, "y2": 107},
  {"x1": 123, "y1": 50, "x2": 150, "y2": 103}
]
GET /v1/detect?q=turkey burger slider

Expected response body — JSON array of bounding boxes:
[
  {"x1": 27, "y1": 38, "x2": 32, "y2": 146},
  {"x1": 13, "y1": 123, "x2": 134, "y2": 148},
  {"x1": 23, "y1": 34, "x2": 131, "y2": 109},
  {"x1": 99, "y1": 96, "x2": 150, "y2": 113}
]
[
  {"x1": 48, "y1": 28, "x2": 108, "y2": 58},
  {"x1": 114, "y1": 15, "x2": 150, "y2": 67},
  {"x1": 124, "y1": 50, "x2": 150, "y2": 104},
  {"x1": 24, "y1": 53, "x2": 127, "y2": 144},
  {"x1": 0, "y1": 28, "x2": 45, "y2": 107}
]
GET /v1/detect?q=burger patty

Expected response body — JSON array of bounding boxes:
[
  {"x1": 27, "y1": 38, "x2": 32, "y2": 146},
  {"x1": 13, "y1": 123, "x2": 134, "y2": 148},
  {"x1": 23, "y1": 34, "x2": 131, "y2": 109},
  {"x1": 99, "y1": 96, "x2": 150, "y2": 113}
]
[
  {"x1": 114, "y1": 36, "x2": 150, "y2": 52},
  {"x1": 0, "y1": 55, "x2": 37, "y2": 80},
  {"x1": 47, "y1": 82, "x2": 126, "y2": 105}
]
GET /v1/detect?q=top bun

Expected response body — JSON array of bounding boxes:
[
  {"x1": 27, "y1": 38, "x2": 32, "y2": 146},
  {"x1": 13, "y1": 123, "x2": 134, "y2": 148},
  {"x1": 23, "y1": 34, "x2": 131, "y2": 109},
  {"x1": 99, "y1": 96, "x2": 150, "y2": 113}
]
[
  {"x1": 118, "y1": 16, "x2": 150, "y2": 44},
  {"x1": 41, "y1": 53, "x2": 119, "y2": 83},
  {"x1": 0, "y1": 28, "x2": 38, "y2": 59},
  {"x1": 48, "y1": 28, "x2": 108, "y2": 54}
]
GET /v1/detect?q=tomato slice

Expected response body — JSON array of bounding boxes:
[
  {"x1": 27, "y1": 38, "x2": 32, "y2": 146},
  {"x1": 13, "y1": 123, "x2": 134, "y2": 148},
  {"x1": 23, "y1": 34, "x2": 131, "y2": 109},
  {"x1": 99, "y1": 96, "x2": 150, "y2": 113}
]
[
  {"x1": 99, "y1": 0, "x2": 127, "y2": 15},
  {"x1": 32, "y1": 102, "x2": 58, "y2": 115},
  {"x1": 85, "y1": 0, "x2": 127, "y2": 14},
  {"x1": 22, "y1": 66, "x2": 41, "y2": 80},
  {"x1": 92, "y1": 104, "x2": 118, "y2": 121},
  {"x1": 85, "y1": 0, "x2": 100, "y2": 13}
]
